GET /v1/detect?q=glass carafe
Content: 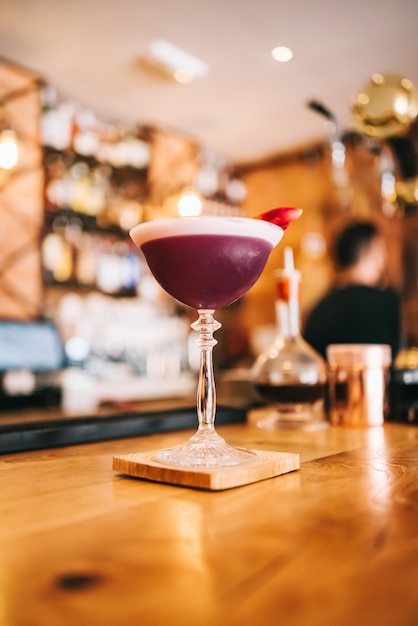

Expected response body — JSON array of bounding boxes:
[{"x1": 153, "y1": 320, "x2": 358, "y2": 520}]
[{"x1": 251, "y1": 256, "x2": 328, "y2": 430}]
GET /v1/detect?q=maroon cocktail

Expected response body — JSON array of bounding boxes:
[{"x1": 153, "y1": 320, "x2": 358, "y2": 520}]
[
  {"x1": 130, "y1": 216, "x2": 284, "y2": 467},
  {"x1": 141, "y1": 234, "x2": 274, "y2": 309}
]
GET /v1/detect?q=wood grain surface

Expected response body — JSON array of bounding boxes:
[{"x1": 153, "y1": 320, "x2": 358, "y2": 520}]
[
  {"x1": 1, "y1": 421, "x2": 418, "y2": 625},
  {"x1": 113, "y1": 448, "x2": 300, "y2": 490}
]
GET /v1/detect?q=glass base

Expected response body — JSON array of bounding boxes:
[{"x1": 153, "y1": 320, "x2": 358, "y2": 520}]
[
  {"x1": 155, "y1": 430, "x2": 257, "y2": 468},
  {"x1": 255, "y1": 404, "x2": 329, "y2": 432}
]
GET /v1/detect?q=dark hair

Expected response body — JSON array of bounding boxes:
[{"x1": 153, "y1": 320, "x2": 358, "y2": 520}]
[{"x1": 333, "y1": 220, "x2": 380, "y2": 270}]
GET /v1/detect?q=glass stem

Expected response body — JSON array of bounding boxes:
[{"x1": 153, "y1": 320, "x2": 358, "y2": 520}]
[{"x1": 191, "y1": 310, "x2": 222, "y2": 435}]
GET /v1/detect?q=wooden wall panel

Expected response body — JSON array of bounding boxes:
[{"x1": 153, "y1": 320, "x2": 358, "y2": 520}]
[
  {"x1": 147, "y1": 127, "x2": 198, "y2": 216},
  {"x1": 0, "y1": 62, "x2": 44, "y2": 321}
]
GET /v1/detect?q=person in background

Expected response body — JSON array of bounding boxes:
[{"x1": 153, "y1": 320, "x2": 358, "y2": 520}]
[{"x1": 303, "y1": 219, "x2": 401, "y2": 361}]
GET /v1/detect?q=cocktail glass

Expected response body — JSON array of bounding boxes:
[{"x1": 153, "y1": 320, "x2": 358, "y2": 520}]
[{"x1": 130, "y1": 216, "x2": 284, "y2": 468}]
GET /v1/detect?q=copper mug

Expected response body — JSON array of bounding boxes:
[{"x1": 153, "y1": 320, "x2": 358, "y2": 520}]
[{"x1": 327, "y1": 344, "x2": 392, "y2": 426}]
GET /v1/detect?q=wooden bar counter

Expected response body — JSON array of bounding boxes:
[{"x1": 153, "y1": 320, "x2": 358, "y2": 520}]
[{"x1": 1, "y1": 417, "x2": 418, "y2": 625}]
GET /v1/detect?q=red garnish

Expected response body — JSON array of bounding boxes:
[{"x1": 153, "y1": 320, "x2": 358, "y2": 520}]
[{"x1": 257, "y1": 207, "x2": 303, "y2": 230}]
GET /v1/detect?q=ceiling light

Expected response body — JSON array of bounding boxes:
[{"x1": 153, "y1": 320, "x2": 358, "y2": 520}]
[
  {"x1": 143, "y1": 39, "x2": 209, "y2": 83},
  {"x1": 271, "y1": 46, "x2": 294, "y2": 63}
]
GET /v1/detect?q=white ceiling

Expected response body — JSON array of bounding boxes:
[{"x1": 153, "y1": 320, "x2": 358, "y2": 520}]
[{"x1": 1, "y1": 0, "x2": 418, "y2": 165}]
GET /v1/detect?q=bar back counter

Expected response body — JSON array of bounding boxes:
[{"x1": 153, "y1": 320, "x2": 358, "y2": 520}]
[{"x1": 1, "y1": 417, "x2": 417, "y2": 625}]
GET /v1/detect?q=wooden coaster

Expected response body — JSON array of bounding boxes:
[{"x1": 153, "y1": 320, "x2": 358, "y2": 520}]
[{"x1": 113, "y1": 449, "x2": 300, "y2": 491}]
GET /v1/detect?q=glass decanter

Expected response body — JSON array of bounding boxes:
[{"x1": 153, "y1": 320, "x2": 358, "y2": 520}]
[{"x1": 251, "y1": 247, "x2": 328, "y2": 430}]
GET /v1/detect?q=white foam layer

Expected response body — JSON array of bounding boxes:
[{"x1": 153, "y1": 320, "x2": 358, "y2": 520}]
[{"x1": 130, "y1": 216, "x2": 283, "y2": 248}]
